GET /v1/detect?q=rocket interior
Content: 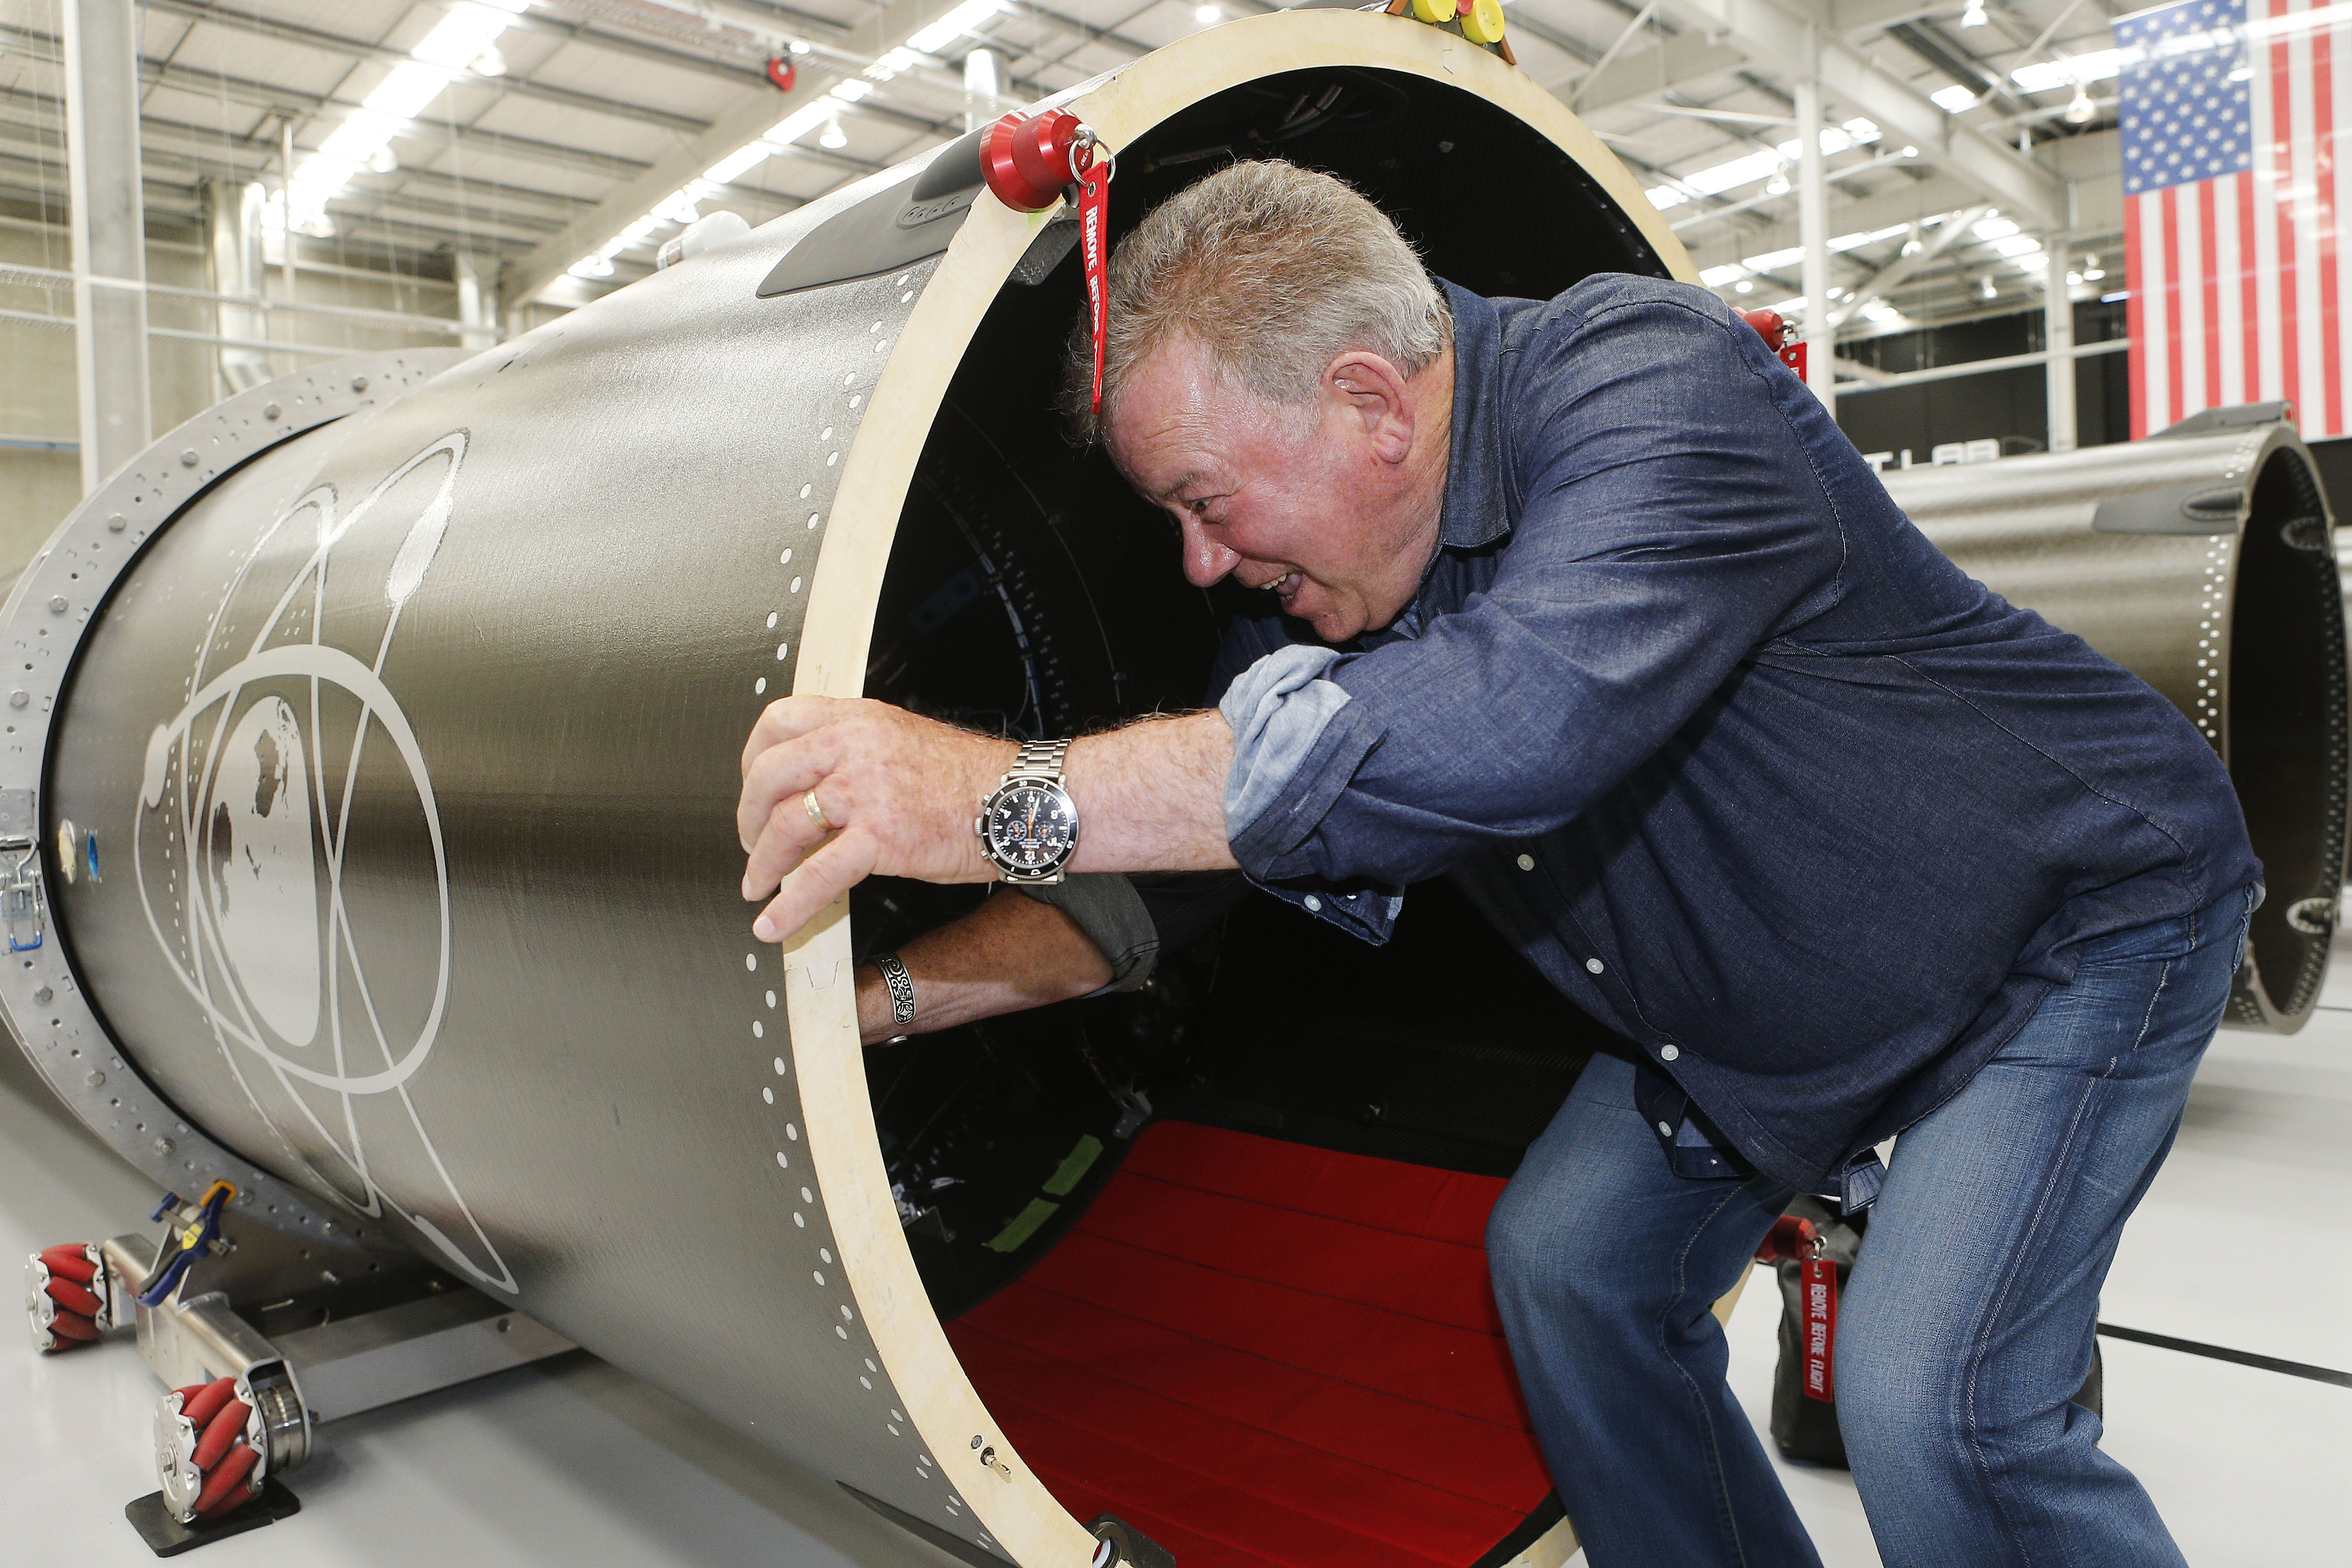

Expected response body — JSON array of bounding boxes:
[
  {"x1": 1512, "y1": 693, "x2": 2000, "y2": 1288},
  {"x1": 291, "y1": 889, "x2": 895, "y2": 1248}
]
[{"x1": 858, "y1": 66, "x2": 1668, "y2": 1567}]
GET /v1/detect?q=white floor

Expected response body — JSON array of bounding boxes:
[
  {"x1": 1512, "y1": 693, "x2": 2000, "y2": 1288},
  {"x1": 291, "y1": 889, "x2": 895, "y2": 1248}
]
[
  {"x1": 0, "y1": 1040, "x2": 961, "y2": 1568},
  {"x1": 3, "y1": 981, "x2": 2345, "y2": 1567},
  {"x1": 1716, "y1": 944, "x2": 2352, "y2": 1568}
]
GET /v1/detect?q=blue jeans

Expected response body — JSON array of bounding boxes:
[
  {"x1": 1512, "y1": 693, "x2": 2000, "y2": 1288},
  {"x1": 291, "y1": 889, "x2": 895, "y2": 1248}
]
[{"x1": 1486, "y1": 886, "x2": 2253, "y2": 1567}]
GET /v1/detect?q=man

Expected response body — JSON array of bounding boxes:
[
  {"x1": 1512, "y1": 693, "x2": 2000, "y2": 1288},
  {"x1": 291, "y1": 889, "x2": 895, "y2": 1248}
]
[{"x1": 737, "y1": 162, "x2": 2256, "y2": 1567}]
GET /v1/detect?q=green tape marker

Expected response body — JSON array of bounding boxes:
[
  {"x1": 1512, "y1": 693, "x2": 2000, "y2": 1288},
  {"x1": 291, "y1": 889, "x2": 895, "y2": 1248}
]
[
  {"x1": 985, "y1": 1198, "x2": 1060, "y2": 1253},
  {"x1": 1041, "y1": 1135, "x2": 1104, "y2": 1198}
]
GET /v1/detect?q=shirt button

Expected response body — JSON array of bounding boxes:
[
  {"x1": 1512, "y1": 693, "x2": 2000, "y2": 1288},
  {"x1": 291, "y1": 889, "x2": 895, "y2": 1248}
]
[
  {"x1": 1659, "y1": 1044, "x2": 1680, "y2": 1062},
  {"x1": 1656, "y1": 1121, "x2": 1674, "y2": 1137},
  {"x1": 1585, "y1": 958, "x2": 1604, "y2": 974},
  {"x1": 1516, "y1": 854, "x2": 1535, "y2": 871},
  {"x1": 1303, "y1": 895, "x2": 1322, "y2": 913}
]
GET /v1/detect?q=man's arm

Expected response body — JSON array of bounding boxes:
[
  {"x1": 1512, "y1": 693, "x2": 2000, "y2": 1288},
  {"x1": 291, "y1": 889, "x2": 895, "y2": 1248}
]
[
  {"x1": 737, "y1": 701, "x2": 1235, "y2": 943},
  {"x1": 852, "y1": 892, "x2": 1112, "y2": 1044}
]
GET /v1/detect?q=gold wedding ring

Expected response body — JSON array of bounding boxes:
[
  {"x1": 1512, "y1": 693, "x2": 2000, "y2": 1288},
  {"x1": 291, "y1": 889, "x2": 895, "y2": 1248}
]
[{"x1": 803, "y1": 790, "x2": 835, "y2": 834}]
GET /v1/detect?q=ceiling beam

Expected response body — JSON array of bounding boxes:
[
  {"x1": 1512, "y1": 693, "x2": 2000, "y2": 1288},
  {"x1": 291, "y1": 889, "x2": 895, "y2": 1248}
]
[
  {"x1": 1826, "y1": 0, "x2": 1951, "y2": 38},
  {"x1": 1563, "y1": 33, "x2": 1753, "y2": 114},
  {"x1": 1828, "y1": 202, "x2": 1987, "y2": 324},
  {"x1": 0, "y1": 122, "x2": 563, "y2": 255},
  {"x1": 1885, "y1": 19, "x2": 2030, "y2": 112},
  {"x1": 143, "y1": 0, "x2": 712, "y2": 136},
  {"x1": 0, "y1": 20, "x2": 661, "y2": 186},
  {"x1": 0, "y1": 95, "x2": 603, "y2": 225},
  {"x1": 1685, "y1": 125, "x2": 2117, "y2": 271},
  {"x1": 1652, "y1": 0, "x2": 2067, "y2": 229}
]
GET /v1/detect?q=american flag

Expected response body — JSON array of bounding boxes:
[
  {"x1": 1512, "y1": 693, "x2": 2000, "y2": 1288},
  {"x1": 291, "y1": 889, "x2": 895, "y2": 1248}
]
[{"x1": 2120, "y1": 0, "x2": 2352, "y2": 439}]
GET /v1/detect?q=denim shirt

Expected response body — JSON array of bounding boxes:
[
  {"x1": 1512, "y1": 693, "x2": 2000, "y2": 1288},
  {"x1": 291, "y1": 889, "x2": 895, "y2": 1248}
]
[{"x1": 1198, "y1": 275, "x2": 2260, "y2": 1200}]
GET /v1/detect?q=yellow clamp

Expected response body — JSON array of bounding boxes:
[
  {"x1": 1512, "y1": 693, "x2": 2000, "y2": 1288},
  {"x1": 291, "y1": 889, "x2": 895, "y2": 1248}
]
[
  {"x1": 1404, "y1": 0, "x2": 1510, "y2": 56},
  {"x1": 176, "y1": 1179, "x2": 239, "y2": 1249}
]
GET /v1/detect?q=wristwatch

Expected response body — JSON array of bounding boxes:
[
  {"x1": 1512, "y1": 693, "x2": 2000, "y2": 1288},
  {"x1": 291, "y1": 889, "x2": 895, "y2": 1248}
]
[{"x1": 974, "y1": 738, "x2": 1080, "y2": 884}]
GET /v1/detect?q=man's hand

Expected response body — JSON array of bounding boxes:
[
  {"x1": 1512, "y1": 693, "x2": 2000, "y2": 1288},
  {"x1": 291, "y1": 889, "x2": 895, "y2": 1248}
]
[
  {"x1": 739, "y1": 697, "x2": 1013, "y2": 941},
  {"x1": 739, "y1": 698, "x2": 1240, "y2": 944}
]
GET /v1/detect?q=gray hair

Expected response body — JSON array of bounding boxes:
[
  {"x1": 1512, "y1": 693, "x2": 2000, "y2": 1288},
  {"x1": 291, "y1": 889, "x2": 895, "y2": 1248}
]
[{"x1": 1062, "y1": 160, "x2": 1451, "y2": 445}]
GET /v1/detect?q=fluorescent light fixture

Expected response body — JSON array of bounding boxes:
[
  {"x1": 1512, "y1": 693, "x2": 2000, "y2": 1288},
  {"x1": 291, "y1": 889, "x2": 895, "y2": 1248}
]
[
  {"x1": 570, "y1": 72, "x2": 886, "y2": 287},
  {"x1": 2012, "y1": 50, "x2": 2120, "y2": 92},
  {"x1": 907, "y1": 0, "x2": 1009, "y2": 55},
  {"x1": 1973, "y1": 215, "x2": 2021, "y2": 240},
  {"x1": 1861, "y1": 302, "x2": 1901, "y2": 322},
  {"x1": 568, "y1": 4, "x2": 1016, "y2": 295},
  {"x1": 1743, "y1": 246, "x2": 1804, "y2": 272},
  {"x1": 768, "y1": 101, "x2": 837, "y2": 145},
  {"x1": 867, "y1": 47, "x2": 931, "y2": 81},
  {"x1": 1961, "y1": 0, "x2": 1987, "y2": 26},
  {"x1": 1700, "y1": 264, "x2": 1746, "y2": 287},
  {"x1": 1196, "y1": 4, "x2": 1221, "y2": 21},
  {"x1": 278, "y1": 2, "x2": 531, "y2": 238},
  {"x1": 651, "y1": 187, "x2": 704, "y2": 225},
  {"x1": 1734, "y1": 279, "x2": 1753, "y2": 294},
  {"x1": 1830, "y1": 224, "x2": 1910, "y2": 252},
  {"x1": 1932, "y1": 85, "x2": 1979, "y2": 111},
  {"x1": 365, "y1": 62, "x2": 452, "y2": 120},
  {"x1": 1645, "y1": 121, "x2": 1880, "y2": 211},
  {"x1": 705, "y1": 143, "x2": 774, "y2": 184}
]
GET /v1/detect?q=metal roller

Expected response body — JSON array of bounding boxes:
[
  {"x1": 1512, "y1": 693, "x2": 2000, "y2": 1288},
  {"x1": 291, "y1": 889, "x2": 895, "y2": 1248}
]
[
  {"x1": 6, "y1": 10, "x2": 2339, "y2": 1563},
  {"x1": 1883, "y1": 407, "x2": 2346, "y2": 1030}
]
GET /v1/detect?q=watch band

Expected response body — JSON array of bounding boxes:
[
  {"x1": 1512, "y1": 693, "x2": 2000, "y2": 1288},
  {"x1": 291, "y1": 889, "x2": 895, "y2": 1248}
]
[
  {"x1": 1011, "y1": 737, "x2": 1071, "y2": 781},
  {"x1": 874, "y1": 951, "x2": 917, "y2": 1027}
]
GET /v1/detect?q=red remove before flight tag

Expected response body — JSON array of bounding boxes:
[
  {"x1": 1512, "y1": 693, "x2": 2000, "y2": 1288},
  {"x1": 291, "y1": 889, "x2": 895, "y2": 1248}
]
[
  {"x1": 1078, "y1": 147, "x2": 1112, "y2": 414},
  {"x1": 1801, "y1": 1253, "x2": 1838, "y2": 1402}
]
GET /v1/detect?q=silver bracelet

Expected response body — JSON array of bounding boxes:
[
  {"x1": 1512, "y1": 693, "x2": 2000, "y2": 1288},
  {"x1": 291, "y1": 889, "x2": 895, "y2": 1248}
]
[{"x1": 874, "y1": 951, "x2": 917, "y2": 1027}]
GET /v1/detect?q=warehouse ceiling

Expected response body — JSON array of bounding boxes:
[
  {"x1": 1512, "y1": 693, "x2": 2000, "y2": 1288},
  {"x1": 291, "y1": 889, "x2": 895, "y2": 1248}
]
[{"x1": 0, "y1": 0, "x2": 2127, "y2": 339}]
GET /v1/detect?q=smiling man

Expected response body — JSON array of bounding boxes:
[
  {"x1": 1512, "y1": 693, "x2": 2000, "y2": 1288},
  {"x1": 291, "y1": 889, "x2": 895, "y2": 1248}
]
[{"x1": 738, "y1": 162, "x2": 2257, "y2": 1567}]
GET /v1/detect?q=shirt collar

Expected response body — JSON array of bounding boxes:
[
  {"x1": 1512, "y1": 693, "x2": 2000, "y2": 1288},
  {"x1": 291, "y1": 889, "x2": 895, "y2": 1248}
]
[{"x1": 1435, "y1": 280, "x2": 1512, "y2": 551}]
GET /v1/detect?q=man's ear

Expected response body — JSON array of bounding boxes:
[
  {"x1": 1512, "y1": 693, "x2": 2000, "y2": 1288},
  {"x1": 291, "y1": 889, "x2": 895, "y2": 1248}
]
[{"x1": 1323, "y1": 351, "x2": 1414, "y2": 462}]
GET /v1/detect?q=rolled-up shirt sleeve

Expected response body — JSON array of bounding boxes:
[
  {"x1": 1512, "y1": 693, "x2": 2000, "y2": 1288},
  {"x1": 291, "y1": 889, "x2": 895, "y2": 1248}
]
[
  {"x1": 1009, "y1": 874, "x2": 1159, "y2": 991},
  {"x1": 1227, "y1": 295, "x2": 1847, "y2": 895}
]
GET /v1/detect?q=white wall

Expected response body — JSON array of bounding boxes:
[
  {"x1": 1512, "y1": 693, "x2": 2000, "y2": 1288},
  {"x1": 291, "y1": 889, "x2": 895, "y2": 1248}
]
[{"x1": 0, "y1": 221, "x2": 466, "y2": 582}]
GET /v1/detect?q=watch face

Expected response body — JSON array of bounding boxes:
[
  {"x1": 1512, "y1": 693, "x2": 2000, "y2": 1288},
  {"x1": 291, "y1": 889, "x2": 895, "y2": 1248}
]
[{"x1": 984, "y1": 782, "x2": 1077, "y2": 871}]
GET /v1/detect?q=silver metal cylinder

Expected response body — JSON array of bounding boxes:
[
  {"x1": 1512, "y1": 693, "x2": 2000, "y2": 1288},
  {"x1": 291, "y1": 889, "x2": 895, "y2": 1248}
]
[
  {"x1": 5, "y1": 17, "x2": 1689, "y2": 1564},
  {"x1": 1884, "y1": 413, "x2": 2347, "y2": 1029}
]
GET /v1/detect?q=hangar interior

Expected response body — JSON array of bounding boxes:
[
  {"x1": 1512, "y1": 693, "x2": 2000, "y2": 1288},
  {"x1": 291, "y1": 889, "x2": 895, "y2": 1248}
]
[{"x1": 4, "y1": 3, "x2": 2348, "y2": 1567}]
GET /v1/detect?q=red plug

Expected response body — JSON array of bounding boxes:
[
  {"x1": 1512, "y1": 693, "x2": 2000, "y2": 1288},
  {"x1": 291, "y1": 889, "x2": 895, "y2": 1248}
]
[{"x1": 983, "y1": 110, "x2": 1088, "y2": 213}]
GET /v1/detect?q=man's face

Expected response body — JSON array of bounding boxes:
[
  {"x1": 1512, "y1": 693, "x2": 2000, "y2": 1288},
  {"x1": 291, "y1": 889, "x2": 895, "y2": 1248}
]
[{"x1": 1106, "y1": 337, "x2": 1445, "y2": 643}]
